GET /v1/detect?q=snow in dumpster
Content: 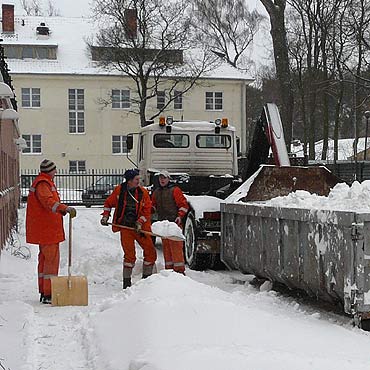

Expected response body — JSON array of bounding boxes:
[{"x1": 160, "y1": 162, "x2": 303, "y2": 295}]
[{"x1": 263, "y1": 180, "x2": 370, "y2": 212}]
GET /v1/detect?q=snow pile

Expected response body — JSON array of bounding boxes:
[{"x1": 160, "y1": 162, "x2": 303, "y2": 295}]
[
  {"x1": 86, "y1": 270, "x2": 370, "y2": 370},
  {"x1": 264, "y1": 181, "x2": 370, "y2": 212},
  {"x1": 151, "y1": 220, "x2": 185, "y2": 240}
]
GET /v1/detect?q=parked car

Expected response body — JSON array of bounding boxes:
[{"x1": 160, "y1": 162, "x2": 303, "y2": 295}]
[{"x1": 82, "y1": 175, "x2": 125, "y2": 207}]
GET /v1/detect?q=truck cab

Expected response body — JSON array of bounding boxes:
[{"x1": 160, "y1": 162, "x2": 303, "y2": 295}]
[{"x1": 136, "y1": 117, "x2": 239, "y2": 196}]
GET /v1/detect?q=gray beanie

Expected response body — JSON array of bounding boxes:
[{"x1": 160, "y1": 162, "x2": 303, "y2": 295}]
[{"x1": 40, "y1": 159, "x2": 56, "y2": 173}]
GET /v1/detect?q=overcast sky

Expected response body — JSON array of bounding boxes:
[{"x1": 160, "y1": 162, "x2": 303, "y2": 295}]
[
  {"x1": 14, "y1": 0, "x2": 93, "y2": 17},
  {"x1": 14, "y1": 0, "x2": 267, "y2": 18}
]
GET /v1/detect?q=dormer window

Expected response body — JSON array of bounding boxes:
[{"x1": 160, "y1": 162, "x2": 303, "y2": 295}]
[
  {"x1": 3, "y1": 44, "x2": 57, "y2": 59},
  {"x1": 36, "y1": 22, "x2": 50, "y2": 36}
]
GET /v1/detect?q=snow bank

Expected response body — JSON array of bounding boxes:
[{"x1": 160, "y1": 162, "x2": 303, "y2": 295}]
[
  {"x1": 86, "y1": 271, "x2": 370, "y2": 370},
  {"x1": 263, "y1": 181, "x2": 370, "y2": 212},
  {"x1": 151, "y1": 220, "x2": 185, "y2": 240}
]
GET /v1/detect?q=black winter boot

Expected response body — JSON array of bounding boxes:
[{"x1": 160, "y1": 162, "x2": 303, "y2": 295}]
[
  {"x1": 42, "y1": 295, "x2": 51, "y2": 304},
  {"x1": 123, "y1": 278, "x2": 132, "y2": 289},
  {"x1": 123, "y1": 266, "x2": 133, "y2": 289},
  {"x1": 142, "y1": 264, "x2": 154, "y2": 279}
]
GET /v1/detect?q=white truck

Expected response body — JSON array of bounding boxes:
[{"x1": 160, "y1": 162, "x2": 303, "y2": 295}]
[{"x1": 126, "y1": 103, "x2": 291, "y2": 270}]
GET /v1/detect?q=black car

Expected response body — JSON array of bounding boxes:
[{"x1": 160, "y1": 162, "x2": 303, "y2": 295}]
[{"x1": 81, "y1": 175, "x2": 125, "y2": 207}]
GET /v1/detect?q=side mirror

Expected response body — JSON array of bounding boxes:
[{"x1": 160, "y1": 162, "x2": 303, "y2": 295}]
[{"x1": 126, "y1": 135, "x2": 133, "y2": 151}]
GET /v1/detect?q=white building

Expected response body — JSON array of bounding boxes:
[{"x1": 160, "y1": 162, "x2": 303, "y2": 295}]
[{"x1": 0, "y1": 2, "x2": 252, "y2": 172}]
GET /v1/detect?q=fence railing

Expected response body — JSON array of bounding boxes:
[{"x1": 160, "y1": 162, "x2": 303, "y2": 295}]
[{"x1": 21, "y1": 168, "x2": 126, "y2": 206}]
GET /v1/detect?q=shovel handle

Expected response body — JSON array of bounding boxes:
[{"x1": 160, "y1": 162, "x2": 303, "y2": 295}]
[
  {"x1": 68, "y1": 214, "x2": 72, "y2": 279},
  {"x1": 107, "y1": 222, "x2": 184, "y2": 242}
]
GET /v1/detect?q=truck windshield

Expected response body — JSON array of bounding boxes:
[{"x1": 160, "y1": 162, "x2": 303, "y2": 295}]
[
  {"x1": 153, "y1": 134, "x2": 189, "y2": 148},
  {"x1": 196, "y1": 135, "x2": 231, "y2": 149}
]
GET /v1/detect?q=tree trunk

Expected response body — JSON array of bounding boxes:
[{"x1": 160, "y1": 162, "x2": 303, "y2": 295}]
[{"x1": 260, "y1": 0, "x2": 294, "y2": 151}]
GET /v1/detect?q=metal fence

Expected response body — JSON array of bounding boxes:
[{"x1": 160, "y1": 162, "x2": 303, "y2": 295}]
[
  {"x1": 20, "y1": 168, "x2": 126, "y2": 206},
  {"x1": 324, "y1": 161, "x2": 370, "y2": 184}
]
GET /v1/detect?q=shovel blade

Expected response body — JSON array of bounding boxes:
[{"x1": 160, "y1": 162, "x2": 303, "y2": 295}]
[{"x1": 51, "y1": 275, "x2": 88, "y2": 306}]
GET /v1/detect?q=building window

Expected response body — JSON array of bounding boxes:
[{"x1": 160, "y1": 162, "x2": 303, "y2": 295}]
[
  {"x1": 112, "y1": 135, "x2": 128, "y2": 154},
  {"x1": 21, "y1": 88, "x2": 40, "y2": 108},
  {"x1": 22, "y1": 134, "x2": 41, "y2": 154},
  {"x1": 69, "y1": 160, "x2": 86, "y2": 173},
  {"x1": 157, "y1": 91, "x2": 165, "y2": 109},
  {"x1": 174, "y1": 91, "x2": 183, "y2": 110},
  {"x1": 112, "y1": 89, "x2": 130, "y2": 109},
  {"x1": 3, "y1": 45, "x2": 57, "y2": 60},
  {"x1": 68, "y1": 89, "x2": 85, "y2": 133},
  {"x1": 205, "y1": 91, "x2": 223, "y2": 111}
]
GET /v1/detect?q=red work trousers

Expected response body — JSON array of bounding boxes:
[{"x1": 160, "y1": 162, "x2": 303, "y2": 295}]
[
  {"x1": 38, "y1": 243, "x2": 60, "y2": 296},
  {"x1": 120, "y1": 229, "x2": 157, "y2": 269},
  {"x1": 162, "y1": 239, "x2": 185, "y2": 274}
]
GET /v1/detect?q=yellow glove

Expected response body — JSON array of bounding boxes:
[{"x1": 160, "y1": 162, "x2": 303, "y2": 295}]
[{"x1": 66, "y1": 207, "x2": 77, "y2": 218}]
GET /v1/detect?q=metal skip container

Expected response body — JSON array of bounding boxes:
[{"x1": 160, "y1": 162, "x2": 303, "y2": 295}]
[{"x1": 221, "y1": 201, "x2": 370, "y2": 321}]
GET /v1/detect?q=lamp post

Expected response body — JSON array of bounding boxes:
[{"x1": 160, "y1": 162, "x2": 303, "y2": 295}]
[{"x1": 365, "y1": 111, "x2": 370, "y2": 161}]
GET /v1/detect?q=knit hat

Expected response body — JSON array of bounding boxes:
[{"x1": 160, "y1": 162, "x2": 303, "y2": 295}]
[
  {"x1": 40, "y1": 159, "x2": 56, "y2": 173},
  {"x1": 124, "y1": 169, "x2": 139, "y2": 181}
]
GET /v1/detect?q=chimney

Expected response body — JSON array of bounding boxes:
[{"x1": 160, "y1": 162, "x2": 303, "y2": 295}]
[
  {"x1": 2, "y1": 2, "x2": 14, "y2": 33},
  {"x1": 124, "y1": 9, "x2": 137, "y2": 39}
]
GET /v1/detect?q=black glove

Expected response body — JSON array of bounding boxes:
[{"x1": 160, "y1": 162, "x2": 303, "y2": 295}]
[{"x1": 100, "y1": 216, "x2": 109, "y2": 226}]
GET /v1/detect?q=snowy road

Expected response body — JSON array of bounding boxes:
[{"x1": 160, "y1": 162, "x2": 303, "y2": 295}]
[{"x1": 1, "y1": 207, "x2": 370, "y2": 370}]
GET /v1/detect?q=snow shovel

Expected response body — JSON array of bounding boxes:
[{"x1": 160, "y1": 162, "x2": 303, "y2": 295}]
[
  {"x1": 108, "y1": 222, "x2": 185, "y2": 241},
  {"x1": 51, "y1": 215, "x2": 88, "y2": 306}
]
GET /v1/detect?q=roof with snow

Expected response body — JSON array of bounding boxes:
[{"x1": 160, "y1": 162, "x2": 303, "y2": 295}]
[
  {"x1": 291, "y1": 138, "x2": 370, "y2": 161},
  {"x1": 1, "y1": 14, "x2": 254, "y2": 81}
]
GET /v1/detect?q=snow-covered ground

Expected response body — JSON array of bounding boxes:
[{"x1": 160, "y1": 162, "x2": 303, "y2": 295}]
[{"x1": 1, "y1": 207, "x2": 370, "y2": 370}]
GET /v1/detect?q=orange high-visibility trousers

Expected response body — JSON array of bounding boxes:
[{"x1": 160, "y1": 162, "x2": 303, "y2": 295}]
[
  {"x1": 162, "y1": 239, "x2": 185, "y2": 274},
  {"x1": 120, "y1": 229, "x2": 157, "y2": 268},
  {"x1": 38, "y1": 243, "x2": 60, "y2": 296}
]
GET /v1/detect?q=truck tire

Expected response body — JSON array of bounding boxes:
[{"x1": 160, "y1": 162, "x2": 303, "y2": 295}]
[{"x1": 184, "y1": 212, "x2": 212, "y2": 270}]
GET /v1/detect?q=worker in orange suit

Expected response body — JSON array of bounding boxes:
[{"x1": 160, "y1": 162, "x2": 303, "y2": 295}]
[
  {"x1": 152, "y1": 170, "x2": 189, "y2": 274},
  {"x1": 100, "y1": 169, "x2": 157, "y2": 289},
  {"x1": 26, "y1": 159, "x2": 77, "y2": 304}
]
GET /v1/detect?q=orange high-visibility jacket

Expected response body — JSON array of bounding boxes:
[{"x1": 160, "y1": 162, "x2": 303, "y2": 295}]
[
  {"x1": 26, "y1": 173, "x2": 68, "y2": 245},
  {"x1": 102, "y1": 184, "x2": 152, "y2": 232}
]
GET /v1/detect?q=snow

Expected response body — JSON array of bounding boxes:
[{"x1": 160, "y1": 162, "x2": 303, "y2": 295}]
[
  {"x1": 186, "y1": 195, "x2": 222, "y2": 219},
  {"x1": 2, "y1": 207, "x2": 370, "y2": 370},
  {"x1": 292, "y1": 137, "x2": 370, "y2": 161},
  {"x1": 151, "y1": 220, "x2": 185, "y2": 240},
  {"x1": 260, "y1": 181, "x2": 370, "y2": 213}
]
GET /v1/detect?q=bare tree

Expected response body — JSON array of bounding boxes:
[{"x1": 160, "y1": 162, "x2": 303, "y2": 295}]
[
  {"x1": 192, "y1": 0, "x2": 264, "y2": 70},
  {"x1": 46, "y1": 0, "x2": 61, "y2": 16},
  {"x1": 20, "y1": 0, "x2": 33, "y2": 15},
  {"x1": 89, "y1": 0, "x2": 219, "y2": 127},
  {"x1": 260, "y1": 0, "x2": 294, "y2": 151},
  {"x1": 20, "y1": 0, "x2": 49, "y2": 16}
]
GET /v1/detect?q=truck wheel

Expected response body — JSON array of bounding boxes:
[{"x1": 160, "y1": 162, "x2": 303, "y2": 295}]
[{"x1": 184, "y1": 213, "x2": 212, "y2": 270}]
